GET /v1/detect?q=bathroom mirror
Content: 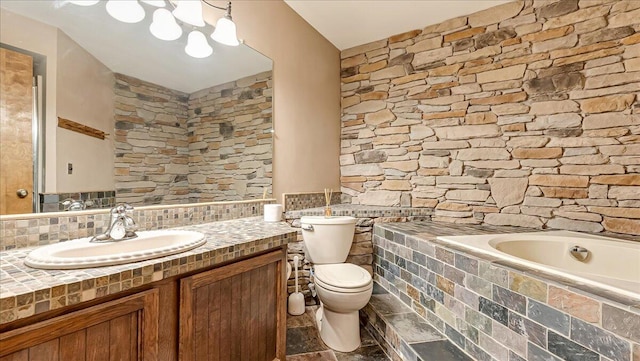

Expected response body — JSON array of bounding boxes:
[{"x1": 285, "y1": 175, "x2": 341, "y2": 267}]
[{"x1": 0, "y1": 0, "x2": 273, "y2": 215}]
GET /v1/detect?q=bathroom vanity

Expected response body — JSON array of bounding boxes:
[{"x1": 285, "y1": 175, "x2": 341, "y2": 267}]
[{"x1": 0, "y1": 217, "x2": 296, "y2": 361}]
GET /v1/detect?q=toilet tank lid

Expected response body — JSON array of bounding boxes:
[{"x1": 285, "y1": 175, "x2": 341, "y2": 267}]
[
  {"x1": 314, "y1": 264, "x2": 372, "y2": 289},
  {"x1": 300, "y1": 216, "x2": 356, "y2": 225}
]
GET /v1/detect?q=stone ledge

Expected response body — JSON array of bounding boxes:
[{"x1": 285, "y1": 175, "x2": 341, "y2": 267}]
[{"x1": 362, "y1": 282, "x2": 473, "y2": 361}]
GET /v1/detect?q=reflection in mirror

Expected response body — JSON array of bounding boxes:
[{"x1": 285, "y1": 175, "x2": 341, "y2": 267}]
[{"x1": 0, "y1": 0, "x2": 273, "y2": 215}]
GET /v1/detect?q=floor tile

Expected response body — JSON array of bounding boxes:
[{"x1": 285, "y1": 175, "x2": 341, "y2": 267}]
[
  {"x1": 335, "y1": 345, "x2": 390, "y2": 361},
  {"x1": 288, "y1": 307, "x2": 318, "y2": 328},
  {"x1": 287, "y1": 326, "x2": 328, "y2": 355},
  {"x1": 384, "y1": 313, "x2": 445, "y2": 343},
  {"x1": 411, "y1": 340, "x2": 473, "y2": 361},
  {"x1": 286, "y1": 350, "x2": 338, "y2": 361}
]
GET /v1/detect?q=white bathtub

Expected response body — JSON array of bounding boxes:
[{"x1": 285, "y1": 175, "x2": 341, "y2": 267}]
[{"x1": 437, "y1": 231, "x2": 640, "y2": 300}]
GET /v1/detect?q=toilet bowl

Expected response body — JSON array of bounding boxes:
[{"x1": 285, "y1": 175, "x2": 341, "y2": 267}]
[
  {"x1": 300, "y1": 216, "x2": 373, "y2": 353},
  {"x1": 313, "y1": 263, "x2": 372, "y2": 352}
]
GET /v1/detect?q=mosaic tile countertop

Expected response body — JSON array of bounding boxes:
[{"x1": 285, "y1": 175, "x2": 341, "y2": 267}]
[
  {"x1": 0, "y1": 217, "x2": 297, "y2": 325},
  {"x1": 284, "y1": 204, "x2": 434, "y2": 219}
]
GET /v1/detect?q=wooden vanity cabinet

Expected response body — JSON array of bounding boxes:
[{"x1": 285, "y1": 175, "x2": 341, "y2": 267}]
[
  {"x1": 0, "y1": 247, "x2": 287, "y2": 361},
  {"x1": 0, "y1": 289, "x2": 159, "y2": 361},
  {"x1": 179, "y1": 250, "x2": 287, "y2": 361}
]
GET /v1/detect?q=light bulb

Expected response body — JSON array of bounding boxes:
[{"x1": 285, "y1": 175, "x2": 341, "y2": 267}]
[
  {"x1": 172, "y1": 0, "x2": 205, "y2": 27},
  {"x1": 211, "y1": 15, "x2": 239, "y2": 46},
  {"x1": 106, "y1": 0, "x2": 145, "y2": 23},
  {"x1": 68, "y1": 0, "x2": 100, "y2": 6},
  {"x1": 141, "y1": 0, "x2": 165, "y2": 6},
  {"x1": 185, "y1": 31, "x2": 212, "y2": 58},
  {"x1": 150, "y1": 9, "x2": 182, "y2": 41}
]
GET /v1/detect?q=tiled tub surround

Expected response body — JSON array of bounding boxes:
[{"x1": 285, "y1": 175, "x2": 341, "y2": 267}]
[
  {"x1": 339, "y1": 0, "x2": 640, "y2": 236},
  {"x1": 371, "y1": 221, "x2": 640, "y2": 361},
  {"x1": 0, "y1": 199, "x2": 274, "y2": 251},
  {"x1": 0, "y1": 216, "x2": 296, "y2": 325},
  {"x1": 114, "y1": 70, "x2": 273, "y2": 206},
  {"x1": 39, "y1": 191, "x2": 116, "y2": 213},
  {"x1": 284, "y1": 204, "x2": 432, "y2": 305}
]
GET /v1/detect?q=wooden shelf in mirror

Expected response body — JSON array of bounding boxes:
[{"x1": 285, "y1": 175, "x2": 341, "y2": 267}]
[{"x1": 57, "y1": 117, "x2": 108, "y2": 140}]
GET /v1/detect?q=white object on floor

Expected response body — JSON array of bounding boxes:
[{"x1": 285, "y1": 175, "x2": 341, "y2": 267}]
[
  {"x1": 288, "y1": 256, "x2": 305, "y2": 315},
  {"x1": 300, "y1": 216, "x2": 373, "y2": 352}
]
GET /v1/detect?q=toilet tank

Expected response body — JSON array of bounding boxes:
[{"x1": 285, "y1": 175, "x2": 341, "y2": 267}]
[{"x1": 300, "y1": 216, "x2": 357, "y2": 264}]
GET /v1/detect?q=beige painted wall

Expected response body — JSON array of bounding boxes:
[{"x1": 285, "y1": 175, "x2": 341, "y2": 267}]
[
  {"x1": 206, "y1": 0, "x2": 342, "y2": 200},
  {"x1": 56, "y1": 31, "x2": 115, "y2": 192}
]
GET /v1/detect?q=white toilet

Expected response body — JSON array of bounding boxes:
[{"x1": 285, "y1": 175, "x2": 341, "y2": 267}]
[{"x1": 300, "y1": 216, "x2": 373, "y2": 353}]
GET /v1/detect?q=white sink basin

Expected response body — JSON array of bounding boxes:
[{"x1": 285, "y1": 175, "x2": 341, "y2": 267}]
[{"x1": 24, "y1": 230, "x2": 206, "y2": 269}]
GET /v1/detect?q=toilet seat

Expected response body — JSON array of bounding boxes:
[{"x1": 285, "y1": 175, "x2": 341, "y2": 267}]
[{"x1": 314, "y1": 264, "x2": 372, "y2": 293}]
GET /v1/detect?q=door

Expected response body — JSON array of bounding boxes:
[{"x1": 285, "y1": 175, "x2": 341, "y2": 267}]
[
  {"x1": 0, "y1": 47, "x2": 34, "y2": 214},
  {"x1": 0, "y1": 289, "x2": 159, "y2": 361},
  {"x1": 179, "y1": 249, "x2": 287, "y2": 361}
]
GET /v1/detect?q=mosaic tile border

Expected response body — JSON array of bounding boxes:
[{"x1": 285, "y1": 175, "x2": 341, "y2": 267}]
[
  {"x1": 0, "y1": 217, "x2": 296, "y2": 324},
  {"x1": 373, "y1": 221, "x2": 640, "y2": 361},
  {"x1": 282, "y1": 191, "x2": 342, "y2": 212},
  {"x1": 0, "y1": 199, "x2": 275, "y2": 251}
]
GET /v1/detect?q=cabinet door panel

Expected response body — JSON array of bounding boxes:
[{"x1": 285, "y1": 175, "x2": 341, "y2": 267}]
[
  {"x1": 59, "y1": 330, "x2": 86, "y2": 361},
  {"x1": 180, "y1": 249, "x2": 286, "y2": 361},
  {"x1": 0, "y1": 290, "x2": 158, "y2": 361}
]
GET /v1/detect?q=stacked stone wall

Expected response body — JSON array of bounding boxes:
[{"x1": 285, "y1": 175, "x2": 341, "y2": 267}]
[
  {"x1": 340, "y1": 0, "x2": 640, "y2": 235},
  {"x1": 114, "y1": 71, "x2": 273, "y2": 205},
  {"x1": 187, "y1": 71, "x2": 273, "y2": 202},
  {"x1": 114, "y1": 73, "x2": 190, "y2": 206}
]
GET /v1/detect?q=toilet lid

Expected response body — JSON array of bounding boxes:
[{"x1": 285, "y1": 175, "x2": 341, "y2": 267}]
[{"x1": 314, "y1": 264, "x2": 372, "y2": 289}]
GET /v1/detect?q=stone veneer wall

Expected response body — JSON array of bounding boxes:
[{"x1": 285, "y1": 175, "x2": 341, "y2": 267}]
[
  {"x1": 187, "y1": 71, "x2": 273, "y2": 202},
  {"x1": 339, "y1": 0, "x2": 640, "y2": 235},
  {"x1": 0, "y1": 199, "x2": 273, "y2": 251},
  {"x1": 372, "y1": 222, "x2": 640, "y2": 361},
  {"x1": 114, "y1": 71, "x2": 273, "y2": 206},
  {"x1": 114, "y1": 73, "x2": 190, "y2": 206}
]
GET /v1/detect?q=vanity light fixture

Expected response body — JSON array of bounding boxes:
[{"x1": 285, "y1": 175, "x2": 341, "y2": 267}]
[
  {"x1": 172, "y1": 0, "x2": 205, "y2": 27},
  {"x1": 210, "y1": 2, "x2": 239, "y2": 46},
  {"x1": 69, "y1": 0, "x2": 240, "y2": 58},
  {"x1": 68, "y1": 0, "x2": 100, "y2": 6},
  {"x1": 150, "y1": 8, "x2": 183, "y2": 41},
  {"x1": 140, "y1": 0, "x2": 166, "y2": 7},
  {"x1": 185, "y1": 30, "x2": 213, "y2": 58},
  {"x1": 105, "y1": 0, "x2": 145, "y2": 23}
]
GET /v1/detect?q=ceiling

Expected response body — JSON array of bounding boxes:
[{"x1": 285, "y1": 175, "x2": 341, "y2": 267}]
[
  {"x1": 0, "y1": 0, "x2": 272, "y2": 94},
  {"x1": 284, "y1": 0, "x2": 512, "y2": 50}
]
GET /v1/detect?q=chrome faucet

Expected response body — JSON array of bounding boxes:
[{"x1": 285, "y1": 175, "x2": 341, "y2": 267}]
[
  {"x1": 91, "y1": 204, "x2": 138, "y2": 242},
  {"x1": 61, "y1": 198, "x2": 86, "y2": 211},
  {"x1": 61, "y1": 198, "x2": 96, "y2": 211}
]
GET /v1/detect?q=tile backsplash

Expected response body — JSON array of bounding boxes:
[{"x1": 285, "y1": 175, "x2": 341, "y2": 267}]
[
  {"x1": 0, "y1": 199, "x2": 273, "y2": 251},
  {"x1": 39, "y1": 191, "x2": 116, "y2": 212}
]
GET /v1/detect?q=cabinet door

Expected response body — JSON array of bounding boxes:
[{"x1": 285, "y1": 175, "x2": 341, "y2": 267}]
[
  {"x1": 0, "y1": 289, "x2": 158, "y2": 361},
  {"x1": 179, "y1": 249, "x2": 286, "y2": 361}
]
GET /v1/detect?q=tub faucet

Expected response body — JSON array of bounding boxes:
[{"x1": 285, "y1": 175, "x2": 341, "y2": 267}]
[{"x1": 91, "y1": 204, "x2": 138, "y2": 242}]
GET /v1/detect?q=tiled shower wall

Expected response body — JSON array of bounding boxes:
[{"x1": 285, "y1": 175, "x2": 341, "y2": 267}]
[
  {"x1": 114, "y1": 71, "x2": 273, "y2": 206},
  {"x1": 339, "y1": 0, "x2": 640, "y2": 235},
  {"x1": 373, "y1": 222, "x2": 640, "y2": 361}
]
